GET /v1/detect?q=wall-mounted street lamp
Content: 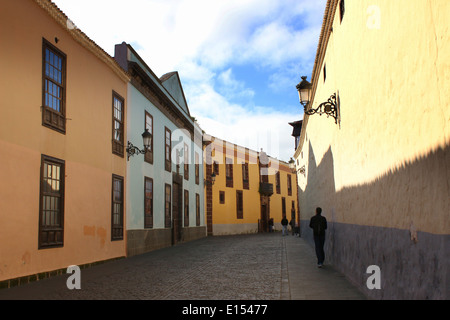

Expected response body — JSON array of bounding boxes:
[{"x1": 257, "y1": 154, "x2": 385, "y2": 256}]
[
  {"x1": 204, "y1": 172, "x2": 216, "y2": 186},
  {"x1": 288, "y1": 158, "x2": 296, "y2": 173},
  {"x1": 298, "y1": 165, "x2": 306, "y2": 177},
  {"x1": 296, "y1": 76, "x2": 339, "y2": 124},
  {"x1": 126, "y1": 129, "x2": 152, "y2": 161}
]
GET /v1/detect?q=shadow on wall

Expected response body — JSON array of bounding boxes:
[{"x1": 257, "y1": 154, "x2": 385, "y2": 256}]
[{"x1": 299, "y1": 140, "x2": 449, "y2": 300}]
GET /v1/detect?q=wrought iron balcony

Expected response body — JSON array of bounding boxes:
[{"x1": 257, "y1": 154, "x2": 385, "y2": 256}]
[{"x1": 259, "y1": 182, "x2": 273, "y2": 196}]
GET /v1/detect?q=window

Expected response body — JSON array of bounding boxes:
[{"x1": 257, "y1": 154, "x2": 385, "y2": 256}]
[
  {"x1": 242, "y1": 163, "x2": 249, "y2": 190},
  {"x1": 282, "y1": 197, "x2": 286, "y2": 218},
  {"x1": 219, "y1": 191, "x2": 225, "y2": 204},
  {"x1": 111, "y1": 175, "x2": 124, "y2": 240},
  {"x1": 195, "y1": 152, "x2": 199, "y2": 185},
  {"x1": 340, "y1": 0, "x2": 345, "y2": 23},
  {"x1": 196, "y1": 193, "x2": 200, "y2": 226},
  {"x1": 39, "y1": 155, "x2": 65, "y2": 248},
  {"x1": 165, "y1": 128, "x2": 171, "y2": 172},
  {"x1": 236, "y1": 190, "x2": 243, "y2": 219},
  {"x1": 112, "y1": 93, "x2": 125, "y2": 157},
  {"x1": 144, "y1": 112, "x2": 153, "y2": 164},
  {"x1": 165, "y1": 184, "x2": 171, "y2": 228},
  {"x1": 184, "y1": 143, "x2": 189, "y2": 180},
  {"x1": 184, "y1": 190, "x2": 189, "y2": 227},
  {"x1": 144, "y1": 177, "x2": 153, "y2": 228},
  {"x1": 226, "y1": 157, "x2": 233, "y2": 188},
  {"x1": 42, "y1": 39, "x2": 66, "y2": 133},
  {"x1": 287, "y1": 174, "x2": 292, "y2": 196},
  {"x1": 276, "y1": 172, "x2": 281, "y2": 194}
]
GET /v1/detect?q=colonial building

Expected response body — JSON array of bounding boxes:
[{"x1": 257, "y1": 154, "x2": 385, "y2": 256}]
[
  {"x1": 0, "y1": 0, "x2": 129, "y2": 286},
  {"x1": 293, "y1": 0, "x2": 449, "y2": 299},
  {"x1": 203, "y1": 135, "x2": 298, "y2": 236},
  {"x1": 114, "y1": 43, "x2": 206, "y2": 256}
]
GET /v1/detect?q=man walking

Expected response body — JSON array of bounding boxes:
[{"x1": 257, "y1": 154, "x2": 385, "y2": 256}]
[
  {"x1": 281, "y1": 216, "x2": 289, "y2": 236},
  {"x1": 309, "y1": 207, "x2": 327, "y2": 267}
]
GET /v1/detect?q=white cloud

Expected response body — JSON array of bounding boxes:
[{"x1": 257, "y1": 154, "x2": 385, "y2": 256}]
[
  {"x1": 196, "y1": 107, "x2": 298, "y2": 161},
  {"x1": 53, "y1": 0, "x2": 325, "y2": 161},
  {"x1": 54, "y1": 0, "x2": 324, "y2": 71},
  {"x1": 186, "y1": 78, "x2": 297, "y2": 160},
  {"x1": 217, "y1": 68, "x2": 255, "y2": 100}
]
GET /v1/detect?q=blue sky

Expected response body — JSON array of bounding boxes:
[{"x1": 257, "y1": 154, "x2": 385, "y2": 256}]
[{"x1": 52, "y1": 0, "x2": 326, "y2": 161}]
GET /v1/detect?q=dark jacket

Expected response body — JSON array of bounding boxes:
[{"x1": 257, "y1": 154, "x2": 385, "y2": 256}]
[
  {"x1": 281, "y1": 218, "x2": 288, "y2": 226},
  {"x1": 309, "y1": 214, "x2": 327, "y2": 237}
]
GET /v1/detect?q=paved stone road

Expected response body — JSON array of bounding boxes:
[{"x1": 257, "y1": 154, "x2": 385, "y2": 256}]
[{"x1": 0, "y1": 233, "x2": 365, "y2": 300}]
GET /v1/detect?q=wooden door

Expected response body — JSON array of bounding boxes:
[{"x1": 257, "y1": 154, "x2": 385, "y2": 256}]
[{"x1": 172, "y1": 181, "x2": 182, "y2": 244}]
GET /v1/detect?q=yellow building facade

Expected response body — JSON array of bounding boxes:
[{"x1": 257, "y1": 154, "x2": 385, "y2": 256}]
[
  {"x1": 0, "y1": 0, "x2": 129, "y2": 285},
  {"x1": 204, "y1": 135, "x2": 298, "y2": 235},
  {"x1": 294, "y1": 0, "x2": 449, "y2": 299}
]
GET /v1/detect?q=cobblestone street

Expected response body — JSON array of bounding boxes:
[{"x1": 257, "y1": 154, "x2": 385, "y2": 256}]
[{"x1": 0, "y1": 233, "x2": 365, "y2": 300}]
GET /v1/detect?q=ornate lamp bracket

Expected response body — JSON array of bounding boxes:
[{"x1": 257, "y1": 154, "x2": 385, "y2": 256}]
[
  {"x1": 304, "y1": 93, "x2": 339, "y2": 124},
  {"x1": 126, "y1": 142, "x2": 147, "y2": 161}
]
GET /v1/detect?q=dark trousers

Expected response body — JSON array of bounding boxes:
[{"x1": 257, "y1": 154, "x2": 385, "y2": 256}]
[{"x1": 313, "y1": 234, "x2": 325, "y2": 264}]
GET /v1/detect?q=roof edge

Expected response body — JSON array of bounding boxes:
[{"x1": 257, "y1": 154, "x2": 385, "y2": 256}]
[
  {"x1": 296, "y1": 0, "x2": 338, "y2": 157},
  {"x1": 34, "y1": 0, "x2": 130, "y2": 83}
]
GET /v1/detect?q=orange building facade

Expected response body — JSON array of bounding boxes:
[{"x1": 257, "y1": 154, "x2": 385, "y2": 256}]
[{"x1": 0, "y1": 0, "x2": 129, "y2": 285}]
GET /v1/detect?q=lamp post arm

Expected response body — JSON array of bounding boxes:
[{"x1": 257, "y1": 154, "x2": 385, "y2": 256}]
[
  {"x1": 126, "y1": 141, "x2": 147, "y2": 161},
  {"x1": 304, "y1": 93, "x2": 339, "y2": 124}
]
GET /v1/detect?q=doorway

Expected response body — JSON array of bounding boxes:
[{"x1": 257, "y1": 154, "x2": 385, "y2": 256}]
[
  {"x1": 260, "y1": 197, "x2": 270, "y2": 232},
  {"x1": 172, "y1": 174, "x2": 183, "y2": 245}
]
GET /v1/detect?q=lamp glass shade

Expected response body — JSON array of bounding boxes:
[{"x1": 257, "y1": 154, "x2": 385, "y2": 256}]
[
  {"x1": 288, "y1": 158, "x2": 295, "y2": 170},
  {"x1": 142, "y1": 129, "x2": 152, "y2": 149},
  {"x1": 211, "y1": 172, "x2": 216, "y2": 182},
  {"x1": 296, "y1": 76, "x2": 312, "y2": 106},
  {"x1": 299, "y1": 87, "x2": 310, "y2": 105}
]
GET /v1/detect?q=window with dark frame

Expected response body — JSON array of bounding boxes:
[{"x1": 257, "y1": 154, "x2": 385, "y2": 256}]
[
  {"x1": 39, "y1": 155, "x2": 65, "y2": 249},
  {"x1": 144, "y1": 112, "x2": 153, "y2": 164},
  {"x1": 112, "y1": 93, "x2": 125, "y2": 157},
  {"x1": 144, "y1": 177, "x2": 153, "y2": 228},
  {"x1": 196, "y1": 193, "x2": 200, "y2": 226},
  {"x1": 184, "y1": 190, "x2": 189, "y2": 227},
  {"x1": 213, "y1": 161, "x2": 219, "y2": 175},
  {"x1": 287, "y1": 174, "x2": 292, "y2": 196},
  {"x1": 184, "y1": 143, "x2": 189, "y2": 180},
  {"x1": 242, "y1": 163, "x2": 249, "y2": 190},
  {"x1": 165, "y1": 128, "x2": 172, "y2": 172},
  {"x1": 219, "y1": 191, "x2": 225, "y2": 204},
  {"x1": 42, "y1": 39, "x2": 66, "y2": 133},
  {"x1": 195, "y1": 152, "x2": 199, "y2": 185},
  {"x1": 111, "y1": 175, "x2": 124, "y2": 240},
  {"x1": 236, "y1": 190, "x2": 243, "y2": 219},
  {"x1": 276, "y1": 171, "x2": 281, "y2": 194},
  {"x1": 340, "y1": 0, "x2": 345, "y2": 23},
  {"x1": 165, "y1": 184, "x2": 171, "y2": 228},
  {"x1": 226, "y1": 157, "x2": 233, "y2": 188}
]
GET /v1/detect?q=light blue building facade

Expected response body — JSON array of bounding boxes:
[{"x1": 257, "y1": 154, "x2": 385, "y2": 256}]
[{"x1": 114, "y1": 43, "x2": 205, "y2": 256}]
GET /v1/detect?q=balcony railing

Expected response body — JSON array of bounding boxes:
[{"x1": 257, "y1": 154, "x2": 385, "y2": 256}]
[{"x1": 259, "y1": 182, "x2": 273, "y2": 196}]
